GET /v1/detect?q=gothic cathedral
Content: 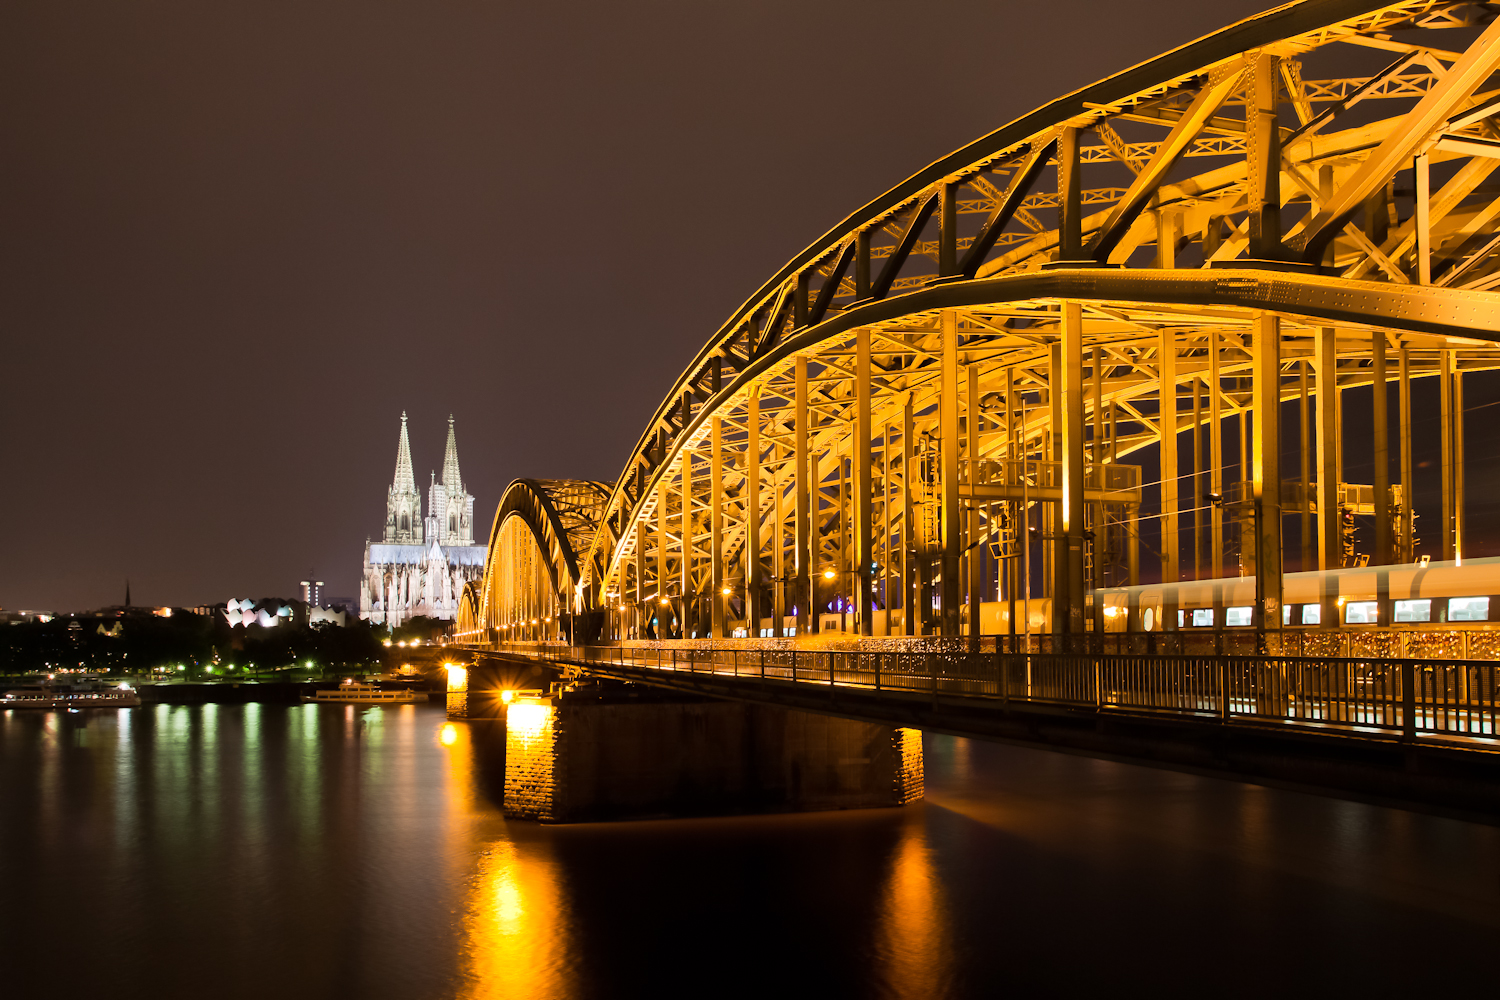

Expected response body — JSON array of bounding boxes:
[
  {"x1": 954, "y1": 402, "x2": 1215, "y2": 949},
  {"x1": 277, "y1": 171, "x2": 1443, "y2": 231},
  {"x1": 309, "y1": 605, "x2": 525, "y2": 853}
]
[{"x1": 360, "y1": 413, "x2": 486, "y2": 625}]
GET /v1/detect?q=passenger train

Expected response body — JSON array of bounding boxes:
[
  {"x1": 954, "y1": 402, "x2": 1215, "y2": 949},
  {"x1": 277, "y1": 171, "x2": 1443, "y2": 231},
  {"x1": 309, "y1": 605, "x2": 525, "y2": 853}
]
[{"x1": 1082, "y1": 557, "x2": 1498, "y2": 633}]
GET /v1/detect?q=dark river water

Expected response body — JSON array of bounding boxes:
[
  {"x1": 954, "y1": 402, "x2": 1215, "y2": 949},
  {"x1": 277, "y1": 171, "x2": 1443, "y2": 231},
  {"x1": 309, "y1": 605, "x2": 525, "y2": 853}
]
[{"x1": 3, "y1": 702, "x2": 1499, "y2": 998}]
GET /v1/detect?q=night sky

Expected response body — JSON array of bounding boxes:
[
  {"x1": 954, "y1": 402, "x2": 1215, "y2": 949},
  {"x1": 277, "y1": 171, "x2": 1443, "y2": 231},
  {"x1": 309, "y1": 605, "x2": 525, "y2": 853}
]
[{"x1": 4, "y1": 0, "x2": 1389, "y2": 612}]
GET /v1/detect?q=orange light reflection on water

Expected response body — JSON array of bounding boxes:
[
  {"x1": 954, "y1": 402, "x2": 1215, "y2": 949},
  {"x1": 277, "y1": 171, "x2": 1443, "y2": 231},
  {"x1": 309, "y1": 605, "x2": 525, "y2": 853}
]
[
  {"x1": 439, "y1": 718, "x2": 574, "y2": 1000},
  {"x1": 877, "y1": 811, "x2": 954, "y2": 998}
]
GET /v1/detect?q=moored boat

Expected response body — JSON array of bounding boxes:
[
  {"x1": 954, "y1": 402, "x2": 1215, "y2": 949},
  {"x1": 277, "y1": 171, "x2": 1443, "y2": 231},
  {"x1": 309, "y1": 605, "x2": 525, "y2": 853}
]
[
  {"x1": 2, "y1": 678, "x2": 141, "y2": 709},
  {"x1": 302, "y1": 679, "x2": 420, "y2": 704}
]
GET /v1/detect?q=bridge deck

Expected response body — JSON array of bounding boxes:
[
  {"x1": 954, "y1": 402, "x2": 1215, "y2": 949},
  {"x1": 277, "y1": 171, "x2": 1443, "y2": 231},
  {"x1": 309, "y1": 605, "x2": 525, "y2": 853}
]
[
  {"x1": 478, "y1": 641, "x2": 1500, "y2": 746},
  {"x1": 467, "y1": 639, "x2": 1500, "y2": 817}
]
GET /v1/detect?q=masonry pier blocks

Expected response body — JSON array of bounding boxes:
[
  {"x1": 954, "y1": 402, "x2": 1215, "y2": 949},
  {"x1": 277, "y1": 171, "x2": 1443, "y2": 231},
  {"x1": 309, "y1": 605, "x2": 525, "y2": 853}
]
[{"x1": 499, "y1": 690, "x2": 922, "y2": 824}]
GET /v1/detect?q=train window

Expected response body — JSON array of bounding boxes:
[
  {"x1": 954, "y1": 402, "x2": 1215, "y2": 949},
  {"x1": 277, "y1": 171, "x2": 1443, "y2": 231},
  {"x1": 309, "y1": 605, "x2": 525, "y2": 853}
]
[
  {"x1": 1449, "y1": 597, "x2": 1490, "y2": 621},
  {"x1": 1178, "y1": 610, "x2": 1186, "y2": 628},
  {"x1": 1394, "y1": 599, "x2": 1431, "y2": 623},
  {"x1": 1225, "y1": 607, "x2": 1252, "y2": 627},
  {"x1": 1345, "y1": 601, "x2": 1378, "y2": 624},
  {"x1": 1192, "y1": 609, "x2": 1213, "y2": 626},
  {"x1": 1301, "y1": 604, "x2": 1321, "y2": 625},
  {"x1": 1282, "y1": 604, "x2": 1291, "y2": 625}
]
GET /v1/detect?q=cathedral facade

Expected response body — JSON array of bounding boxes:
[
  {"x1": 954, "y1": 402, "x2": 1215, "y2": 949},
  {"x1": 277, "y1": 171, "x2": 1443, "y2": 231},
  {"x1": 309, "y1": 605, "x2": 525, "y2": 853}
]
[{"x1": 360, "y1": 413, "x2": 486, "y2": 626}]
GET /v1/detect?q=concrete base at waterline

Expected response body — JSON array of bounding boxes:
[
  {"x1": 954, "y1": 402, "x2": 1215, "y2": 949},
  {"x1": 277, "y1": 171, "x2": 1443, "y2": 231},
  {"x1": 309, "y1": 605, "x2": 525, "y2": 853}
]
[{"x1": 500, "y1": 691, "x2": 923, "y2": 823}]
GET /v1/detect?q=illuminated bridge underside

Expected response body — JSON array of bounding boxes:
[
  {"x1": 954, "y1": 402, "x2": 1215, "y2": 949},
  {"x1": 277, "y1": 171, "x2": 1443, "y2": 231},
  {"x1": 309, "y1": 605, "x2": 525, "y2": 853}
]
[{"x1": 475, "y1": 1, "x2": 1500, "y2": 652}]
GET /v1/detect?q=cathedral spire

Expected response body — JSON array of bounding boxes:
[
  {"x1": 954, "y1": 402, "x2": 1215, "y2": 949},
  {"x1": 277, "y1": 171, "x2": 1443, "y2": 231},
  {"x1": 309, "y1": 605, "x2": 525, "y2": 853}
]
[
  {"x1": 393, "y1": 412, "x2": 417, "y2": 495},
  {"x1": 384, "y1": 412, "x2": 422, "y2": 543},
  {"x1": 441, "y1": 414, "x2": 463, "y2": 493}
]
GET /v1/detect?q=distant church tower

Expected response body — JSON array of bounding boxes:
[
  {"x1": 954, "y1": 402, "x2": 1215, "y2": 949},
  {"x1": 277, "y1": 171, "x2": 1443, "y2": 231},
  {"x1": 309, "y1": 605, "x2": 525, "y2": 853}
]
[
  {"x1": 425, "y1": 415, "x2": 475, "y2": 546},
  {"x1": 384, "y1": 412, "x2": 423, "y2": 544}
]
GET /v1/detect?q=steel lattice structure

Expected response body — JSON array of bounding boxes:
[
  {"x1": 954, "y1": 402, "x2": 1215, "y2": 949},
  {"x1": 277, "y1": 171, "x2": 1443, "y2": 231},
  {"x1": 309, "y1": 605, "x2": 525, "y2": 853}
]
[{"x1": 466, "y1": 0, "x2": 1500, "y2": 649}]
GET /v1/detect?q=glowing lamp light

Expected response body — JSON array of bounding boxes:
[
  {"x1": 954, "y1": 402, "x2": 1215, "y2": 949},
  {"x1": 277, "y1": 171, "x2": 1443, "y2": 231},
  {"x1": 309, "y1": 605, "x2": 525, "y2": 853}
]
[
  {"x1": 823, "y1": 569, "x2": 837, "y2": 580},
  {"x1": 500, "y1": 690, "x2": 516, "y2": 704},
  {"x1": 445, "y1": 663, "x2": 468, "y2": 691},
  {"x1": 722, "y1": 587, "x2": 733, "y2": 596},
  {"x1": 383, "y1": 639, "x2": 392, "y2": 647},
  {"x1": 659, "y1": 599, "x2": 670, "y2": 606},
  {"x1": 507, "y1": 700, "x2": 550, "y2": 737}
]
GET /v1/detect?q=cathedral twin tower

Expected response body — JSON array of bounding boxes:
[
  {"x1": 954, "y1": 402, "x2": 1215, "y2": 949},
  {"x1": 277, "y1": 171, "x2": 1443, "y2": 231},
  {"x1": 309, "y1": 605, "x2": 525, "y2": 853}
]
[
  {"x1": 361, "y1": 413, "x2": 486, "y2": 626},
  {"x1": 384, "y1": 411, "x2": 474, "y2": 546}
]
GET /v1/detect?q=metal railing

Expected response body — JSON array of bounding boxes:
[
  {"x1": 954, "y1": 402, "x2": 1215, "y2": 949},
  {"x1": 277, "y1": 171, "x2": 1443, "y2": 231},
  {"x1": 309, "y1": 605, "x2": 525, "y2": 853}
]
[{"x1": 489, "y1": 642, "x2": 1500, "y2": 744}]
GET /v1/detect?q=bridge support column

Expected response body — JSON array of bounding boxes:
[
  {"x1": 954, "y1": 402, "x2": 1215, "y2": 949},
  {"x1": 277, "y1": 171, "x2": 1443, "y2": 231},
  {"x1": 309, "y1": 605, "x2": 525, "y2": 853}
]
[
  {"x1": 795, "y1": 357, "x2": 812, "y2": 634},
  {"x1": 1192, "y1": 376, "x2": 1203, "y2": 580},
  {"x1": 634, "y1": 521, "x2": 645, "y2": 638},
  {"x1": 1159, "y1": 330, "x2": 1178, "y2": 586},
  {"x1": 1003, "y1": 368, "x2": 1017, "y2": 640},
  {"x1": 1247, "y1": 52, "x2": 1282, "y2": 260},
  {"x1": 1058, "y1": 126, "x2": 1081, "y2": 259},
  {"x1": 1049, "y1": 341, "x2": 1061, "y2": 626},
  {"x1": 1441, "y1": 349, "x2": 1456, "y2": 562},
  {"x1": 682, "y1": 447, "x2": 695, "y2": 637},
  {"x1": 967, "y1": 362, "x2": 981, "y2": 647},
  {"x1": 1372, "y1": 333, "x2": 1391, "y2": 568},
  {"x1": 746, "y1": 391, "x2": 764, "y2": 635},
  {"x1": 711, "y1": 416, "x2": 725, "y2": 637},
  {"x1": 902, "y1": 396, "x2": 916, "y2": 636},
  {"x1": 1253, "y1": 312, "x2": 1283, "y2": 635},
  {"x1": 1455, "y1": 365, "x2": 1465, "y2": 563},
  {"x1": 1399, "y1": 345, "x2": 1414, "y2": 563},
  {"x1": 1060, "y1": 301, "x2": 1086, "y2": 636},
  {"x1": 1315, "y1": 326, "x2": 1339, "y2": 628},
  {"x1": 657, "y1": 480, "x2": 668, "y2": 637},
  {"x1": 1092, "y1": 345, "x2": 1105, "y2": 608},
  {"x1": 1210, "y1": 330, "x2": 1224, "y2": 581},
  {"x1": 941, "y1": 310, "x2": 961, "y2": 637},
  {"x1": 1159, "y1": 329, "x2": 1179, "y2": 635},
  {"x1": 1299, "y1": 358, "x2": 1312, "y2": 573},
  {"x1": 854, "y1": 329, "x2": 874, "y2": 635}
]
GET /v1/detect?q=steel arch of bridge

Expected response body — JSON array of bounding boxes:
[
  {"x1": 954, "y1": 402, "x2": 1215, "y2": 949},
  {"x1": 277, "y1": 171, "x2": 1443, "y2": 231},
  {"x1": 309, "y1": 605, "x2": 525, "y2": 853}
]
[
  {"x1": 460, "y1": 479, "x2": 609, "y2": 643},
  {"x1": 487, "y1": 0, "x2": 1500, "y2": 646}
]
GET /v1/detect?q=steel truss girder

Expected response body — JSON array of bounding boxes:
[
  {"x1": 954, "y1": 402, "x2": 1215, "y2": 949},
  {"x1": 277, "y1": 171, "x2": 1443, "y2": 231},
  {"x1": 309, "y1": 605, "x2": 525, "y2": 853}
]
[
  {"x1": 589, "y1": 262, "x2": 1500, "y2": 606},
  {"x1": 461, "y1": 1, "x2": 1500, "y2": 640},
  {"x1": 581, "y1": 1, "x2": 1500, "y2": 605}
]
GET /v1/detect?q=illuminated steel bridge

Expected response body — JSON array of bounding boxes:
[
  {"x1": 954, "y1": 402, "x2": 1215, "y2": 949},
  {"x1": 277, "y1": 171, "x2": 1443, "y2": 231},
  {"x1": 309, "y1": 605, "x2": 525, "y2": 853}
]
[{"x1": 456, "y1": 1, "x2": 1500, "y2": 765}]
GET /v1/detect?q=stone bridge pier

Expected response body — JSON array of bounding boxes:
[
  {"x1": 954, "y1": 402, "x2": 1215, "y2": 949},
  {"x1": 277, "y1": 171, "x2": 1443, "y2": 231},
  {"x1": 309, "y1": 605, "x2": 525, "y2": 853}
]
[{"x1": 458, "y1": 654, "x2": 922, "y2": 824}]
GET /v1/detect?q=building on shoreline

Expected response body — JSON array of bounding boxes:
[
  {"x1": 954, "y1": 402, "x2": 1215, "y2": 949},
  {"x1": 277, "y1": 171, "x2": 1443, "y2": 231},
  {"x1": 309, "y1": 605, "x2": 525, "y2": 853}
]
[{"x1": 360, "y1": 413, "x2": 484, "y2": 626}]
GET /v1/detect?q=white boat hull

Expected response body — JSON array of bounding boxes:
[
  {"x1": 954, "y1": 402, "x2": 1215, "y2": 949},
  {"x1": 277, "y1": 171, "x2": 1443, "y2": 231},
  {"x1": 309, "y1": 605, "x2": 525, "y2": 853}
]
[
  {"x1": 2, "y1": 691, "x2": 141, "y2": 709},
  {"x1": 302, "y1": 687, "x2": 420, "y2": 705}
]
